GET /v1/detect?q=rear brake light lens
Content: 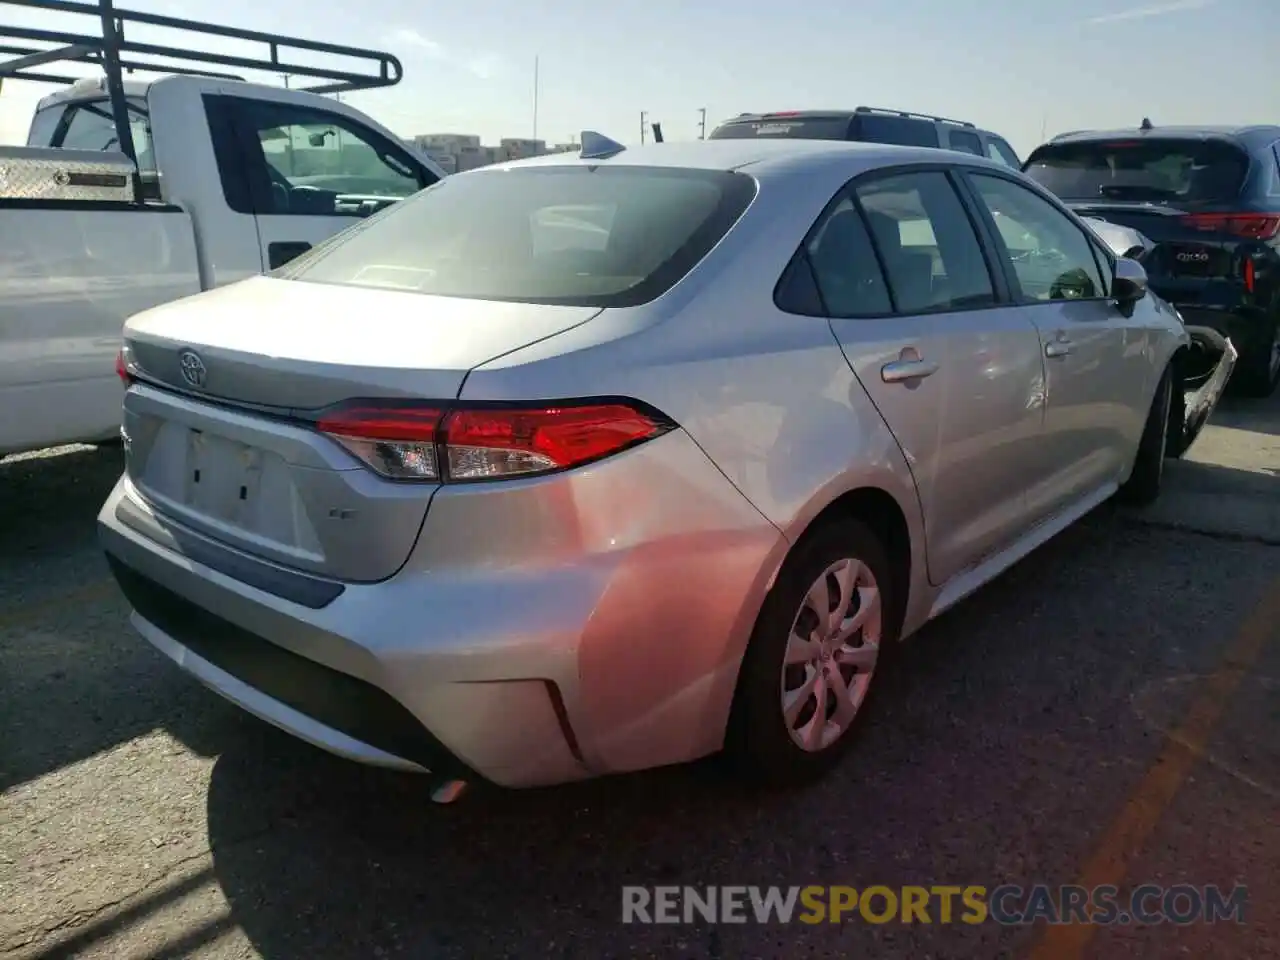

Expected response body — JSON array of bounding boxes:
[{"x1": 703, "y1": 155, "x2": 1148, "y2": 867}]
[
  {"x1": 316, "y1": 402, "x2": 445, "y2": 481},
  {"x1": 1180, "y1": 213, "x2": 1280, "y2": 240},
  {"x1": 115, "y1": 347, "x2": 132, "y2": 385},
  {"x1": 313, "y1": 400, "x2": 674, "y2": 483}
]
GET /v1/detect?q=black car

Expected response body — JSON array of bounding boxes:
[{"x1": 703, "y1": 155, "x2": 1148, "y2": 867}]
[
  {"x1": 708, "y1": 106, "x2": 1023, "y2": 170},
  {"x1": 1023, "y1": 123, "x2": 1280, "y2": 397}
]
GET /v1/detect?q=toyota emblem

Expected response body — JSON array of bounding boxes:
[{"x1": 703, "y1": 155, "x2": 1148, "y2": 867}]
[{"x1": 178, "y1": 349, "x2": 207, "y2": 388}]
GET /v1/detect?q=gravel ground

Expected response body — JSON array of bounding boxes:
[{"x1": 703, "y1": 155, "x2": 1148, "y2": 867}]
[{"x1": 2, "y1": 393, "x2": 1277, "y2": 960}]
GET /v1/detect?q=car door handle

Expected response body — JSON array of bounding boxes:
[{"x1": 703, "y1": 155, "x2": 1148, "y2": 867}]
[
  {"x1": 1045, "y1": 341, "x2": 1073, "y2": 358},
  {"x1": 881, "y1": 359, "x2": 940, "y2": 383}
]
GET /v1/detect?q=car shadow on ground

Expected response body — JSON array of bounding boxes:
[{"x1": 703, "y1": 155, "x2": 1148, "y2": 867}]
[
  {"x1": 1210, "y1": 390, "x2": 1280, "y2": 436},
  {"x1": 0, "y1": 444, "x2": 244, "y2": 792},
  {"x1": 193, "y1": 508, "x2": 1280, "y2": 960}
]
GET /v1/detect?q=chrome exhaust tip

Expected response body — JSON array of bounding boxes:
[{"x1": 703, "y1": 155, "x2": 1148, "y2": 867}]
[{"x1": 430, "y1": 779, "x2": 469, "y2": 805}]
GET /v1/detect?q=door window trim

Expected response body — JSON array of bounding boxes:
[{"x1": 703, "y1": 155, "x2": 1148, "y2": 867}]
[
  {"x1": 774, "y1": 160, "x2": 1015, "y2": 320},
  {"x1": 205, "y1": 94, "x2": 435, "y2": 218},
  {"x1": 955, "y1": 168, "x2": 1119, "y2": 308}
]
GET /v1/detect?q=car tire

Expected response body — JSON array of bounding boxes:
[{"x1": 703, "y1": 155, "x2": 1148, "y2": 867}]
[
  {"x1": 1117, "y1": 366, "x2": 1171, "y2": 507},
  {"x1": 1164, "y1": 372, "x2": 1188, "y2": 460},
  {"x1": 1232, "y1": 321, "x2": 1280, "y2": 399},
  {"x1": 724, "y1": 516, "x2": 898, "y2": 787}
]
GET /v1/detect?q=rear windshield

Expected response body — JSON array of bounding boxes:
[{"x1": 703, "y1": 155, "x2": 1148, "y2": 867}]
[
  {"x1": 1023, "y1": 139, "x2": 1249, "y2": 203},
  {"x1": 279, "y1": 165, "x2": 757, "y2": 307},
  {"x1": 709, "y1": 117, "x2": 853, "y2": 140}
]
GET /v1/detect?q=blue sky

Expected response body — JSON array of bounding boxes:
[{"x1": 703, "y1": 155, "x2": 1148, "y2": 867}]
[{"x1": 0, "y1": 0, "x2": 1274, "y2": 155}]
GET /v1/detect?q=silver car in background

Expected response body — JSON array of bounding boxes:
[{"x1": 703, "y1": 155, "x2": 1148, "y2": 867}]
[{"x1": 98, "y1": 135, "x2": 1233, "y2": 796}]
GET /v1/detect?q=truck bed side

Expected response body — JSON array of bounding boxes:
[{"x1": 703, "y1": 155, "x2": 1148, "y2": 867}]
[{"x1": 0, "y1": 199, "x2": 200, "y2": 454}]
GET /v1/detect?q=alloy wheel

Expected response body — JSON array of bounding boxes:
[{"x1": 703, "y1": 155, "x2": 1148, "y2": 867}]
[{"x1": 780, "y1": 557, "x2": 883, "y2": 752}]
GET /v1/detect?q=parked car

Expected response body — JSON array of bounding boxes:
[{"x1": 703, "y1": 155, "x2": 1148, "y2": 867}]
[
  {"x1": 709, "y1": 106, "x2": 1022, "y2": 169},
  {"x1": 1023, "y1": 123, "x2": 1280, "y2": 397},
  {"x1": 99, "y1": 134, "x2": 1234, "y2": 799},
  {"x1": 0, "y1": 0, "x2": 446, "y2": 457}
]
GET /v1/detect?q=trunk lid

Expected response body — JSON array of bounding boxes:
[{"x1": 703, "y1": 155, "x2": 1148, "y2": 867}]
[
  {"x1": 120, "y1": 276, "x2": 601, "y2": 582},
  {"x1": 125, "y1": 275, "x2": 600, "y2": 410}
]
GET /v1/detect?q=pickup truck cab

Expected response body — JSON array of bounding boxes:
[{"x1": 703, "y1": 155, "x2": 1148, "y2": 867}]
[{"x1": 0, "y1": 73, "x2": 445, "y2": 455}]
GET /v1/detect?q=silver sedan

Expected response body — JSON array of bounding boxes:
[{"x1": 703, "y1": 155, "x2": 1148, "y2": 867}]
[{"x1": 98, "y1": 134, "x2": 1234, "y2": 797}]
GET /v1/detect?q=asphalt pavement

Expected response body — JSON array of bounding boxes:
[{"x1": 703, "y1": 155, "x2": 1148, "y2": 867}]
[{"x1": 2, "y1": 391, "x2": 1278, "y2": 960}]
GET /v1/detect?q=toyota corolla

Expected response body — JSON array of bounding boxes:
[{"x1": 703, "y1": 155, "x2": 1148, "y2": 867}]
[{"x1": 99, "y1": 134, "x2": 1234, "y2": 799}]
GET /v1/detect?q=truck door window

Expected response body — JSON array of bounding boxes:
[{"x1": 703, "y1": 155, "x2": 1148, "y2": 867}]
[{"x1": 234, "y1": 101, "x2": 431, "y2": 217}]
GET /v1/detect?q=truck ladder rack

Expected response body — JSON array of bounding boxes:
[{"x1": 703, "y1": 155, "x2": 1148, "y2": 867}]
[{"x1": 0, "y1": 0, "x2": 404, "y2": 166}]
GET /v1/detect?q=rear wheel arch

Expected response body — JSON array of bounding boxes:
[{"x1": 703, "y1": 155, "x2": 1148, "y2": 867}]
[{"x1": 784, "y1": 486, "x2": 913, "y2": 641}]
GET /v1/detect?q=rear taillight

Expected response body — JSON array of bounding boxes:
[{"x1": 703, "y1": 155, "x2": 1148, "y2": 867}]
[
  {"x1": 314, "y1": 400, "x2": 675, "y2": 483},
  {"x1": 315, "y1": 402, "x2": 445, "y2": 481},
  {"x1": 1180, "y1": 212, "x2": 1280, "y2": 241},
  {"x1": 1244, "y1": 257, "x2": 1256, "y2": 293},
  {"x1": 115, "y1": 347, "x2": 133, "y2": 385}
]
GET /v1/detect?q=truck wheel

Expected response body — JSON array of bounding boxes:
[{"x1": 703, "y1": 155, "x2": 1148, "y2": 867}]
[
  {"x1": 1232, "y1": 321, "x2": 1280, "y2": 398},
  {"x1": 725, "y1": 517, "x2": 897, "y2": 787},
  {"x1": 1118, "y1": 367, "x2": 1171, "y2": 507}
]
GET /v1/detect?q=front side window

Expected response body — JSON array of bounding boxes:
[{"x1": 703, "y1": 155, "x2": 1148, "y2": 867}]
[
  {"x1": 968, "y1": 173, "x2": 1108, "y2": 302},
  {"x1": 852, "y1": 170, "x2": 996, "y2": 314},
  {"x1": 986, "y1": 137, "x2": 1021, "y2": 169},
  {"x1": 238, "y1": 101, "x2": 430, "y2": 216},
  {"x1": 278, "y1": 165, "x2": 758, "y2": 307}
]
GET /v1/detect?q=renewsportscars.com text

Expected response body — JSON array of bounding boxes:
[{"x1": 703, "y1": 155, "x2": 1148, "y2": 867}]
[{"x1": 621, "y1": 884, "x2": 1248, "y2": 925}]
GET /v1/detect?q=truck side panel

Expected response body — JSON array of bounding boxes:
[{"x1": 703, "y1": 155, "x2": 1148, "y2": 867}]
[{"x1": 0, "y1": 202, "x2": 201, "y2": 454}]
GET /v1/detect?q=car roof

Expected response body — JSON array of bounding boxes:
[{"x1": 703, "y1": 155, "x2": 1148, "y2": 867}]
[
  {"x1": 483, "y1": 138, "x2": 1012, "y2": 179},
  {"x1": 1045, "y1": 125, "x2": 1280, "y2": 151},
  {"x1": 716, "y1": 107, "x2": 981, "y2": 130}
]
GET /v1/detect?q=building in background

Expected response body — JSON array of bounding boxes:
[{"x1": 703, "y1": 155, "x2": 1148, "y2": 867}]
[{"x1": 410, "y1": 133, "x2": 581, "y2": 172}]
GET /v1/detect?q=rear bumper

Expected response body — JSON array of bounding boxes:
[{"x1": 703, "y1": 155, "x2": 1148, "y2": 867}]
[
  {"x1": 1177, "y1": 326, "x2": 1237, "y2": 452},
  {"x1": 98, "y1": 428, "x2": 786, "y2": 788}
]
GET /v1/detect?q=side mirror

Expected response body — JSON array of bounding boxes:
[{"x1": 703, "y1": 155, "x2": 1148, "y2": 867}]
[
  {"x1": 1112, "y1": 257, "x2": 1148, "y2": 305},
  {"x1": 308, "y1": 133, "x2": 327, "y2": 148}
]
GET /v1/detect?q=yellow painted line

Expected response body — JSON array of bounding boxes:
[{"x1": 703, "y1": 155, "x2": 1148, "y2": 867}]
[
  {"x1": 0, "y1": 579, "x2": 120, "y2": 631},
  {"x1": 1027, "y1": 577, "x2": 1280, "y2": 959}
]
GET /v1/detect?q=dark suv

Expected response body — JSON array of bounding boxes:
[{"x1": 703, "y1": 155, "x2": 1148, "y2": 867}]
[
  {"x1": 1023, "y1": 124, "x2": 1280, "y2": 397},
  {"x1": 708, "y1": 106, "x2": 1023, "y2": 169}
]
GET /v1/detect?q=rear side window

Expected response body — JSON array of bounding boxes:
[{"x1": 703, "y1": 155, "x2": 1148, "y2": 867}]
[
  {"x1": 947, "y1": 130, "x2": 984, "y2": 156},
  {"x1": 1023, "y1": 138, "x2": 1249, "y2": 203},
  {"x1": 802, "y1": 197, "x2": 893, "y2": 316},
  {"x1": 27, "y1": 98, "x2": 155, "y2": 172},
  {"x1": 281, "y1": 165, "x2": 758, "y2": 307},
  {"x1": 854, "y1": 170, "x2": 996, "y2": 313},
  {"x1": 708, "y1": 117, "x2": 853, "y2": 140},
  {"x1": 849, "y1": 114, "x2": 940, "y2": 147}
]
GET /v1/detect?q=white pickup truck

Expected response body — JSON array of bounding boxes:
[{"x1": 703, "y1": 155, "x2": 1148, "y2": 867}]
[{"x1": 1, "y1": 1, "x2": 446, "y2": 455}]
